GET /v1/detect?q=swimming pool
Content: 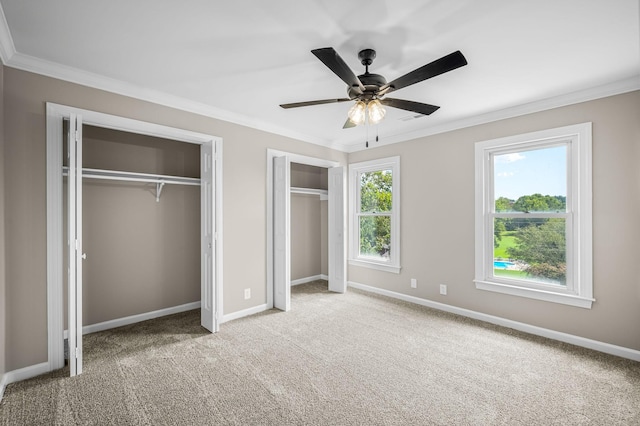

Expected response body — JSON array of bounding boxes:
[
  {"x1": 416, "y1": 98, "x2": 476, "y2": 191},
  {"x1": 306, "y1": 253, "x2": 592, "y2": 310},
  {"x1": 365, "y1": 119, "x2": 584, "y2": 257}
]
[{"x1": 494, "y1": 261, "x2": 514, "y2": 269}]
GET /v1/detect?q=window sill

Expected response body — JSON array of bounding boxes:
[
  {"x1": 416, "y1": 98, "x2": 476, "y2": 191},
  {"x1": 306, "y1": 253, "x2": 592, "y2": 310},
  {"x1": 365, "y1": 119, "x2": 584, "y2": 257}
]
[
  {"x1": 474, "y1": 279, "x2": 594, "y2": 309},
  {"x1": 349, "y1": 258, "x2": 401, "y2": 274}
]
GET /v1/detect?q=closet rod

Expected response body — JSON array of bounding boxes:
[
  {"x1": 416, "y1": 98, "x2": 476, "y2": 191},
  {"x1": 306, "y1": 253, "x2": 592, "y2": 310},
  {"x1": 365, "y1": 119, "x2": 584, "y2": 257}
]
[
  {"x1": 62, "y1": 166, "x2": 201, "y2": 186},
  {"x1": 290, "y1": 186, "x2": 328, "y2": 197}
]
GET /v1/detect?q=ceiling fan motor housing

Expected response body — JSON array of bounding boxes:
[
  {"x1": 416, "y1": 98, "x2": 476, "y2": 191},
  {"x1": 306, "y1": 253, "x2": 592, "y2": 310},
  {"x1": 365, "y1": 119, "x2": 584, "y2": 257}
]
[
  {"x1": 348, "y1": 49, "x2": 387, "y2": 101},
  {"x1": 348, "y1": 73, "x2": 387, "y2": 101}
]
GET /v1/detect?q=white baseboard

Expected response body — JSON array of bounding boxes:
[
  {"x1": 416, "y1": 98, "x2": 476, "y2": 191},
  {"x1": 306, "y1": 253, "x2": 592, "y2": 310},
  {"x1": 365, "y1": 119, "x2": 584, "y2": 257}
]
[
  {"x1": 221, "y1": 303, "x2": 269, "y2": 323},
  {"x1": 348, "y1": 281, "x2": 640, "y2": 362},
  {"x1": 0, "y1": 373, "x2": 6, "y2": 402},
  {"x1": 64, "y1": 301, "x2": 201, "y2": 339},
  {"x1": 0, "y1": 362, "x2": 50, "y2": 402},
  {"x1": 291, "y1": 274, "x2": 328, "y2": 286}
]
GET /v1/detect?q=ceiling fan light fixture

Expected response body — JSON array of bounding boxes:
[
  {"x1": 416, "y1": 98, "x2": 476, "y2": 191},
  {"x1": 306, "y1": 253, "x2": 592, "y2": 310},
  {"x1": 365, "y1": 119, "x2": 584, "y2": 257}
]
[
  {"x1": 348, "y1": 100, "x2": 366, "y2": 125},
  {"x1": 368, "y1": 99, "x2": 386, "y2": 123}
]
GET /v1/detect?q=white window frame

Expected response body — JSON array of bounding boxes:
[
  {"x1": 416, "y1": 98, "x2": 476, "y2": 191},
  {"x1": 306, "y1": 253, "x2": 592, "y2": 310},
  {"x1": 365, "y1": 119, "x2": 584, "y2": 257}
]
[
  {"x1": 349, "y1": 156, "x2": 401, "y2": 274},
  {"x1": 474, "y1": 123, "x2": 593, "y2": 308}
]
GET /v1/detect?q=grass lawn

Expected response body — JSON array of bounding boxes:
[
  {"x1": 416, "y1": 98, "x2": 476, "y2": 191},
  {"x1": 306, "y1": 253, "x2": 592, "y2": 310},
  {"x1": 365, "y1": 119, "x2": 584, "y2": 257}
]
[
  {"x1": 494, "y1": 269, "x2": 529, "y2": 279},
  {"x1": 494, "y1": 231, "x2": 517, "y2": 259}
]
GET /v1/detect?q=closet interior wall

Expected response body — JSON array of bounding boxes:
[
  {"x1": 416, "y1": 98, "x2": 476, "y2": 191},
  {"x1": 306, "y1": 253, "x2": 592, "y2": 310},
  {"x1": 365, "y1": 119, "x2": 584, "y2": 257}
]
[
  {"x1": 63, "y1": 125, "x2": 201, "y2": 329},
  {"x1": 290, "y1": 163, "x2": 328, "y2": 282}
]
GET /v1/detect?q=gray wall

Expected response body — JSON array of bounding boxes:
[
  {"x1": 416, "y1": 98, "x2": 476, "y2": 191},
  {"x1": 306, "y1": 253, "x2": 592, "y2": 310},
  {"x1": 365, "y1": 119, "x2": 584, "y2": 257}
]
[
  {"x1": 64, "y1": 126, "x2": 201, "y2": 327},
  {"x1": 348, "y1": 90, "x2": 640, "y2": 351},
  {"x1": 290, "y1": 162, "x2": 328, "y2": 190},
  {"x1": 3, "y1": 62, "x2": 638, "y2": 374},
  {"x1": 291, "y1": 194, "x2": 322, "y2": 280},
  {"x1": 3, "y1": 66, "x2": 347, "y2": 371}
]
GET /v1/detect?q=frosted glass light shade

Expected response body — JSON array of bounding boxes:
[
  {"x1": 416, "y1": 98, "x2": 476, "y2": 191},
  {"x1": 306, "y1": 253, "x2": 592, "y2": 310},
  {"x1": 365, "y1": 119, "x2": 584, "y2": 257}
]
[
  {"x1": 368, "y1": 99, "x2": 386, "y2": 123},
  {"x1": 348, "y1": 101, "x2": 366, "y2": 125}
]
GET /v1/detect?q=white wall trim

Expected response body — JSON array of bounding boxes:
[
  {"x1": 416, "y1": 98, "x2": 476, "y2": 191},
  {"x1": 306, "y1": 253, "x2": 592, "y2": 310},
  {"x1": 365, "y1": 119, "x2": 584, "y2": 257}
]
[
  {"x1": 1, "y1": 49, "x2": 350, "y2": 152},
  {"x1": 0, "y1": 373, "x2": 6, "y2": 401},
  {"x1": 347, "y1": 281, "x2": 640, "y2": 362},
  {"x1": 0, "y1": 4, "x2": 15, "y2": 64},
  {"x1": 473, "y1": 122, "x2": 593, "y2": 308},
  {"x1": 1, "y1": 362, "x2": 50, "y2": 401},
  {"x1": 348, "y1": 156, "x2": 401, "y2": 272},
  {"x1": 291, "y1": 275, "x2": 328, "y2": 286},
  {"x1": 221, "y1": 304, "x2": 269, "y2": 324},
  {"x1": 63, "y1": 302, "x2": 201, "y2": 339}
]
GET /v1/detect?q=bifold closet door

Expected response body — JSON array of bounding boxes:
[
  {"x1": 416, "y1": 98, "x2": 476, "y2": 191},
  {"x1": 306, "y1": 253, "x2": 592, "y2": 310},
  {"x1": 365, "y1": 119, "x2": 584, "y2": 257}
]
[
  {"x1": 328, "y1": 166, "x2": 346, "y2": 293},
  {"x1": 200, "y1": 142, "x2": 216, "y2": 332},
  {"x1": 67, "y1": 113, "x2": 84, "y2": 377},
  {"x1": 273, "y1": 156, "x2": 291, "y2": 311}
]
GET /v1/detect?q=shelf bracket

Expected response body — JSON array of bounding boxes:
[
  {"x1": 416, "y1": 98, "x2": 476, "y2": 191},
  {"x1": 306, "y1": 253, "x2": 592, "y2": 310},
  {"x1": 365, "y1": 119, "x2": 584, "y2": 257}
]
[{"x1": 156, "y1": 181, "x2": 166, "y2": 202}]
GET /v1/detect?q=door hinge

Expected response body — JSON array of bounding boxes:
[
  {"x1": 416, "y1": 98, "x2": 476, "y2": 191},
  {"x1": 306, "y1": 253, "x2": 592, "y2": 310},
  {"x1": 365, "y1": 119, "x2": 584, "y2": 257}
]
[
  {"x1": 75, "y1": 130, "x2": 79, "y2": 142},
  {"x1": 75, "y1": 239, "x2": 79, "y2": 250},
  {"x1": 75, "y1": 347, "x2": 79, "y2": 358},
  {"x1": 214, "y1": 232, "x2": 218, "y2": 241}
]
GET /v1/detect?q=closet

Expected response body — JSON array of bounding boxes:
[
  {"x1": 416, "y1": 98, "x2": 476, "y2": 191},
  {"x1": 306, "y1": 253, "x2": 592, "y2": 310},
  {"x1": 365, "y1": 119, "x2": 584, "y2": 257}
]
[
  {"x1": 290, "y1": 163, "x2": 328, "y2": 287},
  {"x1": 269, "y1": 149, "x2": 345, "y2": 312},
  {"x1": 46, "y1": 103, "x2": 222, "y2": 377},
  {"x1": 63, "y1": 124, "x2": 201, "y2": 333}
]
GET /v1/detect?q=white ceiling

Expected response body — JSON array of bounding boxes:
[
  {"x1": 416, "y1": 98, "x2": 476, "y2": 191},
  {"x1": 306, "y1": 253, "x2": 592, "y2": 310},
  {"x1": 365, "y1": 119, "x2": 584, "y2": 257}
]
[{"x1": 0, "y1": 0, "x2": 638, "y2": 152}]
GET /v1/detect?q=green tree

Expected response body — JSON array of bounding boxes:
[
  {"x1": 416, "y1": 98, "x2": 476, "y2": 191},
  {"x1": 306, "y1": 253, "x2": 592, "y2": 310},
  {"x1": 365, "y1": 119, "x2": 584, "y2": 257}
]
[
  {"x1": 495, "y1": 197, "x2": 514, "y2": 212},
  {"x1": 359, "y1": 170, "x2": 392, "y2": 257},
  {"x1": 494, "y1": 218, "x2": 506, "y2": 248},
  {"x1": 360, "y1": 171, "x2": 392, "y2": 212},
  {"x1": 512, "y1": 193, "x2": 565, "y2": 213},
  {"x1": 508, "y1": 218, "x2": 566, "y2": 283}
]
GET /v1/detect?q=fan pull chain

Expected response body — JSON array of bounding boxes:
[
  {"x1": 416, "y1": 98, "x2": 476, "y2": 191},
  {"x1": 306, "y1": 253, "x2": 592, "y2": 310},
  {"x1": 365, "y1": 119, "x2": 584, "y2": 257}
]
[{"x1": 365, "y1": 116, "x2": 370, "y2": 148}]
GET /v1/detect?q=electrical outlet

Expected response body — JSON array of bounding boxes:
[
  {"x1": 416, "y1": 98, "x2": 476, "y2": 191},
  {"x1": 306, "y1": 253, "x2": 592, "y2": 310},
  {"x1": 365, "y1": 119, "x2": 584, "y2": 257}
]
[
  {"x1": 244, "y1": 288, "x2": 251, "y2": 300},
  {"x1": 411, "y1": 278, "x2": 417, "y2": 289},
  {"x1": 439, "y1": 284, "x2": 447, "y2": 295}
]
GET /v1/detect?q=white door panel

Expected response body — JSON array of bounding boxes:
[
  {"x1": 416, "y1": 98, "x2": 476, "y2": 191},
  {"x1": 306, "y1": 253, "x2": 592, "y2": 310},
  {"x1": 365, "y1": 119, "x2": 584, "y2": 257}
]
[
  {"x1": 200, "y1": 142, "x2": 216, "y2": 332},
  {"x1": 67, "y1": 113, "x2": 83, "y2": 376},
  {"x1": 273, "y1": 156, "x2": 291, "y2": 311},
  {"x1": 328, "y1": 166, "x2": 346, "y2": 293}
]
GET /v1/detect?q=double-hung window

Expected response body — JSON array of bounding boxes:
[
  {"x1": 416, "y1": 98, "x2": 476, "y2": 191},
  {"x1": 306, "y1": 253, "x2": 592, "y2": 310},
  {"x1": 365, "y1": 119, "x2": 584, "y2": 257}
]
[
  {"x1": 474, "y1": 123, "x2": 593, "y2": 308},
  {"x1": 349, "y1": 156, "x2": 400, "y2": 273}
]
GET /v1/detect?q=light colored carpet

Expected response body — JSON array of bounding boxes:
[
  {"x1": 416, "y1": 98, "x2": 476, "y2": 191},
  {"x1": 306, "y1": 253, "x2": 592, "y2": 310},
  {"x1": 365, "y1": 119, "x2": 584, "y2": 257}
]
[{"x1": 1, "y1": 281, "x2": 639, "y2": 425}]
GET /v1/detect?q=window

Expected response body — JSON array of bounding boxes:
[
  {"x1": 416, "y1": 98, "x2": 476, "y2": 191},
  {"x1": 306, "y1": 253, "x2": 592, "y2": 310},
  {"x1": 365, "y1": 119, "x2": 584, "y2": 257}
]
[
  {"x1": 474, "y1": 123, "x2": 593, "y2": 308},
  {"x1": 349, "y1": 156, "x2": 400, "y2": 273}
]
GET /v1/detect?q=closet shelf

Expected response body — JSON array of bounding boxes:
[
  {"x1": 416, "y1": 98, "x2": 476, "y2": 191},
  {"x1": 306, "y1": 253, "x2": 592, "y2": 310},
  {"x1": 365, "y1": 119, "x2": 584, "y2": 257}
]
[
  {"x1": 290, "y1": 186, "x2": 328, "y2": 199},
  {"x1": 62, "y1": 167, "x2": 201, "y2": 202}
]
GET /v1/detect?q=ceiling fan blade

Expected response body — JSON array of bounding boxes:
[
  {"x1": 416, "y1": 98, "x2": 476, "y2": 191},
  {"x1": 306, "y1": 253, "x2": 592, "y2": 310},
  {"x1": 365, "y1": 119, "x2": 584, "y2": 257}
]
[
  {"x1": 343, "y1": 118, "x2": 356, "y2": 129},
  {"x1": 380, "y1": 98, "x2": 440, "y2": 115},
  {"x1": 380, "y1": 50, "x2": 467, "y2": 93},
  {"x1": 280, "y1": 98, "x2": 351, "y2": 109},
  {"x1": 311, "y1": 47, "x2": 365, "y2": 92}
]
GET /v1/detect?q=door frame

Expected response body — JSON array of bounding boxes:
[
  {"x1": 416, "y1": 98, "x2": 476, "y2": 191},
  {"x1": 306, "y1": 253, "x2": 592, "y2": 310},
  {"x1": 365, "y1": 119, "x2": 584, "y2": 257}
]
[
  {"x1": 266, "y1": 149, "x2": 345, "y2": 310},
  {"x1": 46, "y1": 103, "x2": 224, "y2": 372}
]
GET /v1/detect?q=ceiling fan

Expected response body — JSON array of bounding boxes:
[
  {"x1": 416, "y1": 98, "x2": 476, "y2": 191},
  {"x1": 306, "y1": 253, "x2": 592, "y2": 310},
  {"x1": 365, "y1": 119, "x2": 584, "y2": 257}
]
[{"x1": 280, "y1": 47, "x2": 468, "y2": 129}]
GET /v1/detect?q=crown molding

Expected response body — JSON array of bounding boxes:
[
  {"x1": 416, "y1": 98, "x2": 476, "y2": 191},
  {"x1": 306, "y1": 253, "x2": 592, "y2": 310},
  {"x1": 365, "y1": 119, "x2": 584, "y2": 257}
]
[
  {"x1": 0, "y1": 3, "x2": 15, "y2": 64},
  {"x1": 344, "y1": 75, "x2": 640, "y2": 152},
  {"x1": 5, "y1": 50, "x2": 352, "y2": 152}
]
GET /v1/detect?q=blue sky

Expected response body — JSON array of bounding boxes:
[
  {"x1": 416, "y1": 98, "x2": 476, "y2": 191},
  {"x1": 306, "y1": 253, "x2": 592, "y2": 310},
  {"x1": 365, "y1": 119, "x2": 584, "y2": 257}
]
[{"x1": 494, "y1": 145, "x2": 566, "y2": 201}]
